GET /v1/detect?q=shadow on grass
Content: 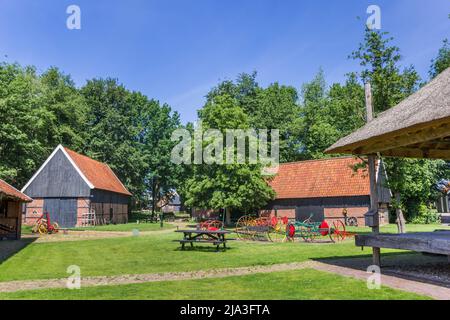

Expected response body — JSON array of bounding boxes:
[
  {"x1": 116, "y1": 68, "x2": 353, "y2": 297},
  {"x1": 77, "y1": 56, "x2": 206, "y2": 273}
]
[
  {"x1": 0, "y1": 237, "x2": 37, "y2": 264},
  {"x1": 173, "y1": 245, "x2": 235, "y2": 253},
  {"x1": 313, "y1": 251, "x2": 450, "y2": 288}
]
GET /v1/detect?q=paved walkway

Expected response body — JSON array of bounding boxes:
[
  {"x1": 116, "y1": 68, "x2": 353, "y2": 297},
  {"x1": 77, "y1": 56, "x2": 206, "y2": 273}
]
[{"x1": 1, "y1": 261, "x2": 449, "y2": 299}]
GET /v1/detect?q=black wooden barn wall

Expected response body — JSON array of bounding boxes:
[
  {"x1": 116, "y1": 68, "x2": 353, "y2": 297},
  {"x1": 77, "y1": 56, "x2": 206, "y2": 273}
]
[
  {"x1": 23, "y1": 149, "x2": 91, "y2": 198},
  {"x1": 266, "y1": 195, "x2": 371, "y2": 222}
]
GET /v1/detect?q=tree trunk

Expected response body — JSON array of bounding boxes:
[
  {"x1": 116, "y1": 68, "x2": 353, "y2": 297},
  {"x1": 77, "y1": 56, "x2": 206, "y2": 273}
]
[
  {"x1": 225, "y1": 208, "x2": 231, "y2": 226},
  {"x1": 395, "y1": 192, "x2": 406, "y2": 234}
]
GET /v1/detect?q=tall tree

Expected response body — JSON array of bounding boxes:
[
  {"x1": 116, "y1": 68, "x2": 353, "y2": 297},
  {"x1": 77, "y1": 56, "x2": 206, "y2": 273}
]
[
  {"x1": 430, "y1": 39, "x2": 450, "y2": 78},
  {"x1": 206, "y1": 73, "x2": 302, "y2": 162},
  {"x1": 0, "y1": 63, "x2": 87, "y2": 187},
  {"x1": 350, "y1": 29, "x2": 445, "y2": 231},
  {"x1": 184, "y1": 94, "x2": 275, "y2": 224}
]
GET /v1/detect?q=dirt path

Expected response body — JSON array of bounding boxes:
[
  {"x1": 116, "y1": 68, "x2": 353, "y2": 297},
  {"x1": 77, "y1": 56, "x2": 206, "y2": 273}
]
[
  {"x1": 22, "y1": 222, "x2": 186, "y2": 243},
  {"x1": 1, "y1": 260, "x2": 449, "y2": 299},
  {"x1": 0, "y1": 261, "x2": 314, "y2": 293}
]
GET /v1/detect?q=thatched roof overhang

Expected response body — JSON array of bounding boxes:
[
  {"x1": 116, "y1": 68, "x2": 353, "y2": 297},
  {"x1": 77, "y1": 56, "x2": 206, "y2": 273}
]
[{"x1": 325, "y1": 68, "x2": 450, "y2": 159}]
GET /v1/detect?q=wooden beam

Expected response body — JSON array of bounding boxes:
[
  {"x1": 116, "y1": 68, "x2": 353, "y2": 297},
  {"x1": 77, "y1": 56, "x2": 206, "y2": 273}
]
[
  {"x1": 365, "y1": 83, "x2": 381, "y2": 267},
  {"x1": 353, "y1": 122, "x2": 450, "y2": 155},
  {"x1": 380, "y1": 147, "x2": 450, "y2": 160}
]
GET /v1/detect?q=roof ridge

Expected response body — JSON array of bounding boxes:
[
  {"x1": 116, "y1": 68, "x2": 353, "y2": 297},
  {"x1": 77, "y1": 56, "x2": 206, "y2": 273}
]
[{"x1": 279, "y1": 156, "x2": 360, "y2": 166}]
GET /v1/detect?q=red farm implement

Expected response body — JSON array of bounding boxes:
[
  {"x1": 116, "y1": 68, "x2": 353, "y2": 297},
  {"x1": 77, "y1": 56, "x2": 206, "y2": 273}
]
[
  {"x1": 235, "y1": 215, "x2": 289, "y2": 242},
  {"x1": 286, "y1": 214, "x2": 355, "y2": 243},
  {"x1": 32, "y1": 212, "x2": 60, "y2": 235}
]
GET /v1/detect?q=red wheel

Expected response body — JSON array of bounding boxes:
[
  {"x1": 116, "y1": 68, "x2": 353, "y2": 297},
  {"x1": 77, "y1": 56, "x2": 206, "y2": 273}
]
[
  {"x1": 331, "y1": 220, "x2": 346, "y2": 242},
  {"x1": 286, "y1": 223, "x2": 296, "y2": 240},
  {"x1": 319, "y1": 221, "x2": 330, "y2": 236}
]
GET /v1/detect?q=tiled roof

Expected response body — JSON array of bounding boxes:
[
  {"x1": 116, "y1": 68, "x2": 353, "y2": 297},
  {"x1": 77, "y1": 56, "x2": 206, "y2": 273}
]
[
  {"x1": 0, "y1": 179, "x2": 32, "y2": 202},
  {"x1": 64, "y1": 148, "x2": 132, "y2": 196},
  {"x1": 269, "y1": 157, "x2": 370, "y2": 199}
]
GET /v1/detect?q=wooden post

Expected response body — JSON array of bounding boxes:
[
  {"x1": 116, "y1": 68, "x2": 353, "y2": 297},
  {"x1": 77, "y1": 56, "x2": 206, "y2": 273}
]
[{"x1": 365, "y1": 83, "x2": 381, "y2": 267}]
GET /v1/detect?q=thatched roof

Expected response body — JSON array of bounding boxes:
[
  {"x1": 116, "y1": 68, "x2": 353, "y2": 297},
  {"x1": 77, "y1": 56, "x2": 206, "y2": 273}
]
[{"x1": 325, "y1": 67, "x2": 450, "y2": 159}]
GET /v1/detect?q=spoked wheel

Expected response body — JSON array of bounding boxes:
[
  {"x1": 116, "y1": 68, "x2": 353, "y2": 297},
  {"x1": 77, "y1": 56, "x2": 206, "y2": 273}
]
[
  {"x1": 267, "y1": 225, "x2": 286, "y2": 242},
  {"x1": 38, "y1": 224, "x2": 48, "y2": 235},
  {"x1": 331, "y1": 220, "x2": 346, "y2": 242},
  {"x1": 235, "y1": 215, "x2": 254, "y2": 241},
  {"x1": 285, "y1": 223, "x2": 296, "y2": 242}
]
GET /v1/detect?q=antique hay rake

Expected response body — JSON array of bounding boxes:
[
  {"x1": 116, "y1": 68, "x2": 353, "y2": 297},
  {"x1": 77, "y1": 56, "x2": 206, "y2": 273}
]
[{"x1": 235, "y1": 215, "x2": 289, "y2": 242}]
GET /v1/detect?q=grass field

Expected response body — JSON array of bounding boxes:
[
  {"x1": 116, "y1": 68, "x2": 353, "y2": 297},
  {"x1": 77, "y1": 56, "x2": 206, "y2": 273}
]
[
  {"x1": 1, "y1": 223, "x2": 447, "y2": 299},
  {"x1": 0, "y1": 268, "x2": 429, "y2": 300}
]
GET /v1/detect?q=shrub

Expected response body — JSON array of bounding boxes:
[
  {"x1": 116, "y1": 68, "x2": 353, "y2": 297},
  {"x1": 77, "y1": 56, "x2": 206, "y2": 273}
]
[{"x1": 410, "y1": 204, "x2": 441, "y2": 224}]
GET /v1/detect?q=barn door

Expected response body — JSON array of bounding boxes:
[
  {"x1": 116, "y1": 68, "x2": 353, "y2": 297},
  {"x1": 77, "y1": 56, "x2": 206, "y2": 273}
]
[{"x1": 44, "y1": 198, "x2": 77, "y2": 228}]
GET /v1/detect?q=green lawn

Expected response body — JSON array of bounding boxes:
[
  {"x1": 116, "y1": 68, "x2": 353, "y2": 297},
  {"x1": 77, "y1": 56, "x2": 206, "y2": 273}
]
[
  {"x1": 2, "y1": 223, "x2": 447, "y2": 283},
  {"x1": 76, "y1": 222, "x2": 175, "y2": 232},
  {"x1": 346, "y1": 223, "x2": 450, "y2": 234},
  {"x1": 1, "y1": 223, "x2": 446, "y2": 299},
  {"x1": 0, "y1": 268, "x2": 428, "y2": 300}
]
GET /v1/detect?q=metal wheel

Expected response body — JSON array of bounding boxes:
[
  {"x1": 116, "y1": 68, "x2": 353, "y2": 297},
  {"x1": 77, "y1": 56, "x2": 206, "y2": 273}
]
[
  {"x1": 286, "y1": 223, "x2": 296, "y2": 242},
  {"x1": 331, "y1": 220, "x2": 346, "y2": 242},
  {"x1": 38, "y1": 224, "x2": 48, "y2": 235},
  {"x1": 235, "y1": 215, "x2": 254, "y2": 241}
]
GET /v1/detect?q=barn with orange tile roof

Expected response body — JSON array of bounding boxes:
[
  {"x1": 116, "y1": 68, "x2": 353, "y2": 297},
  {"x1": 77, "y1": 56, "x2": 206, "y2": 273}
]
[
  {"x1": 0, "y1": 179, "x2": 32, "y2": 240},
  {"x1": 21, "y1": 145, "x2": 131, "y2": 228},
  {"x1": 260, "y1": 157, "x2": 391, "y2": 227}
]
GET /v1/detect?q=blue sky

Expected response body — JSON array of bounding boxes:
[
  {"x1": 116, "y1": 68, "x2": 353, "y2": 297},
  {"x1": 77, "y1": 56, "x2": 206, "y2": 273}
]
[{"x1": 0, "y1": 0, "x2": 448, "y2": 123}]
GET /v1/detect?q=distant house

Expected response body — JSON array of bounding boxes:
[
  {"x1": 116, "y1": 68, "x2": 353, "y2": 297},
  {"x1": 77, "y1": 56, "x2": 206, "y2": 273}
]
[
  {"x1": 261, "y1": 157, "x2": 391, "y2": 226},
  {"x1": 158, "y1": 191, "x2": 182, "y2": 213},
  {"x1": 22, "y1": 145, "x2": 132, "y2": 228},
  {"x1": 0, "y1": 179, "x2": 32, "y2": 240}
]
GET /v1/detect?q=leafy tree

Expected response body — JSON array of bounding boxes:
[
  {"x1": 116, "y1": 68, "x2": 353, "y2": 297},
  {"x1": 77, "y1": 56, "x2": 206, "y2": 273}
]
[
  {"x1": 0, "y1": 63, "x2": 87, "y2": 187},
  {"x1": 299, "y1": 71, "x2": 365, "y2": 159},
  {"x1": 430, "y1": 39, "x2": 450, "y2": 78},
  {"x1": 206, "y1": 73, "x2": 302, "y2": 162},
  {"x1": 350, "y1": 29, "x2": 445, "y2": 231},
  {"x1": 185, "y1": 94, "x2": 275, "y2": 224}
]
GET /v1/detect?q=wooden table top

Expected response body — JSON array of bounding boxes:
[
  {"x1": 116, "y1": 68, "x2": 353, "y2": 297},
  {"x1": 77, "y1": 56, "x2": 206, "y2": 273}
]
[{"x1": 175, "y1": 229, "x2": 230, "y2": 235}]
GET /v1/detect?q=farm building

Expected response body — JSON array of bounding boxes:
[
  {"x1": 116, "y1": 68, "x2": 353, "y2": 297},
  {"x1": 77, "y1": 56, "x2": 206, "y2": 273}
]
[
  {"x1": 260, "y1": 157, "x2": 391, "y2": 227},
  {"x1": 22, "y1": 145, "x2": 132, "y2": 228},
  {"x1": 0, "y1": 179, "x2": 32, "y2": 240}
]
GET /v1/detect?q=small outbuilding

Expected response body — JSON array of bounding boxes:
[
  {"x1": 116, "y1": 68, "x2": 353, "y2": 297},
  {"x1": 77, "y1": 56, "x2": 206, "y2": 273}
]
[
  {"x1": 0, "y1": 179, "x2": 32, "y2": 240},
  {"x1": 261, "y1": 157, "x2": 391, "y2": 226},
  {"x1": 22, "y1": 145, "x2": 132, "y2": 228}
]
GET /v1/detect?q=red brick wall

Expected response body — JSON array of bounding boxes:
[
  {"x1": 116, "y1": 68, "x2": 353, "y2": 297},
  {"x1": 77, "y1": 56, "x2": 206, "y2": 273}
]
[
  {"x1": 324, "y1": 207, "x2": 368, "y2": 226},
  {"x1": 260, "y1": 209, "x2": 296, "y2": 220},
  {"x1": 23, "y1": 198, "x2": 44, "y2": 226}
]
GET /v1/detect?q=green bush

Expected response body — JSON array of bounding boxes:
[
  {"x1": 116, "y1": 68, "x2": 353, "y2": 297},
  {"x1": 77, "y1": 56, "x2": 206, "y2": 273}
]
[{"x1": 410, "y1": 204, "x2": 441, "y2": 224}]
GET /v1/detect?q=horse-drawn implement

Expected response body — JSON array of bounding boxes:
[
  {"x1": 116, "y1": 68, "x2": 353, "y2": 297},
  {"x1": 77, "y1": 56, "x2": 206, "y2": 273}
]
[
  {"x1": 236, "y1": 213, "x2": 354, "y2": 243},
  {"x1": 32, "y1": 212, "x2": 60, "y2": 235},
  {"x1": 286, "y1": 214, "x2": 352, "y2": 243},
  {"x1": 235, "y1": 215, "x2": 288, "y2": 242}
]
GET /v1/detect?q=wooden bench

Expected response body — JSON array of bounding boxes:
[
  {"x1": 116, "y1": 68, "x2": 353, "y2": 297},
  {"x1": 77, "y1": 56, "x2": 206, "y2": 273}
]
[{"x1": 175, "y1": 229, "x2": 231, "y2": 252}]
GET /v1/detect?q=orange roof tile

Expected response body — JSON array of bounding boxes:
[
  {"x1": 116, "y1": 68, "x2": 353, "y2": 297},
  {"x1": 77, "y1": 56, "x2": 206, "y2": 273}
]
[
  {"x1": 269, "y1": 157, "x2": 370, "y2": 199},
  {"x1": 0, "y1": 179, "x2": 32, "y2": 202},
  {"x1": 64, "y1": 148, "x2": 132, "y2": 196}
]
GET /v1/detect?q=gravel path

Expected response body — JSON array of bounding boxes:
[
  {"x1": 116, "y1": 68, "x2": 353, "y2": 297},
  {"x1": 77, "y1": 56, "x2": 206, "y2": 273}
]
[{"x1": 0, "y1": 261, "x2": 314, "y2": 293}]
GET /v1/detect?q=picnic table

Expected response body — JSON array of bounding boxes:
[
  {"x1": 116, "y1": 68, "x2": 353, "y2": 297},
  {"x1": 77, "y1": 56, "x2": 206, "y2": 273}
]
[{"x1": 174, "y1": 229, "x2": 231, "y2": 251}]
